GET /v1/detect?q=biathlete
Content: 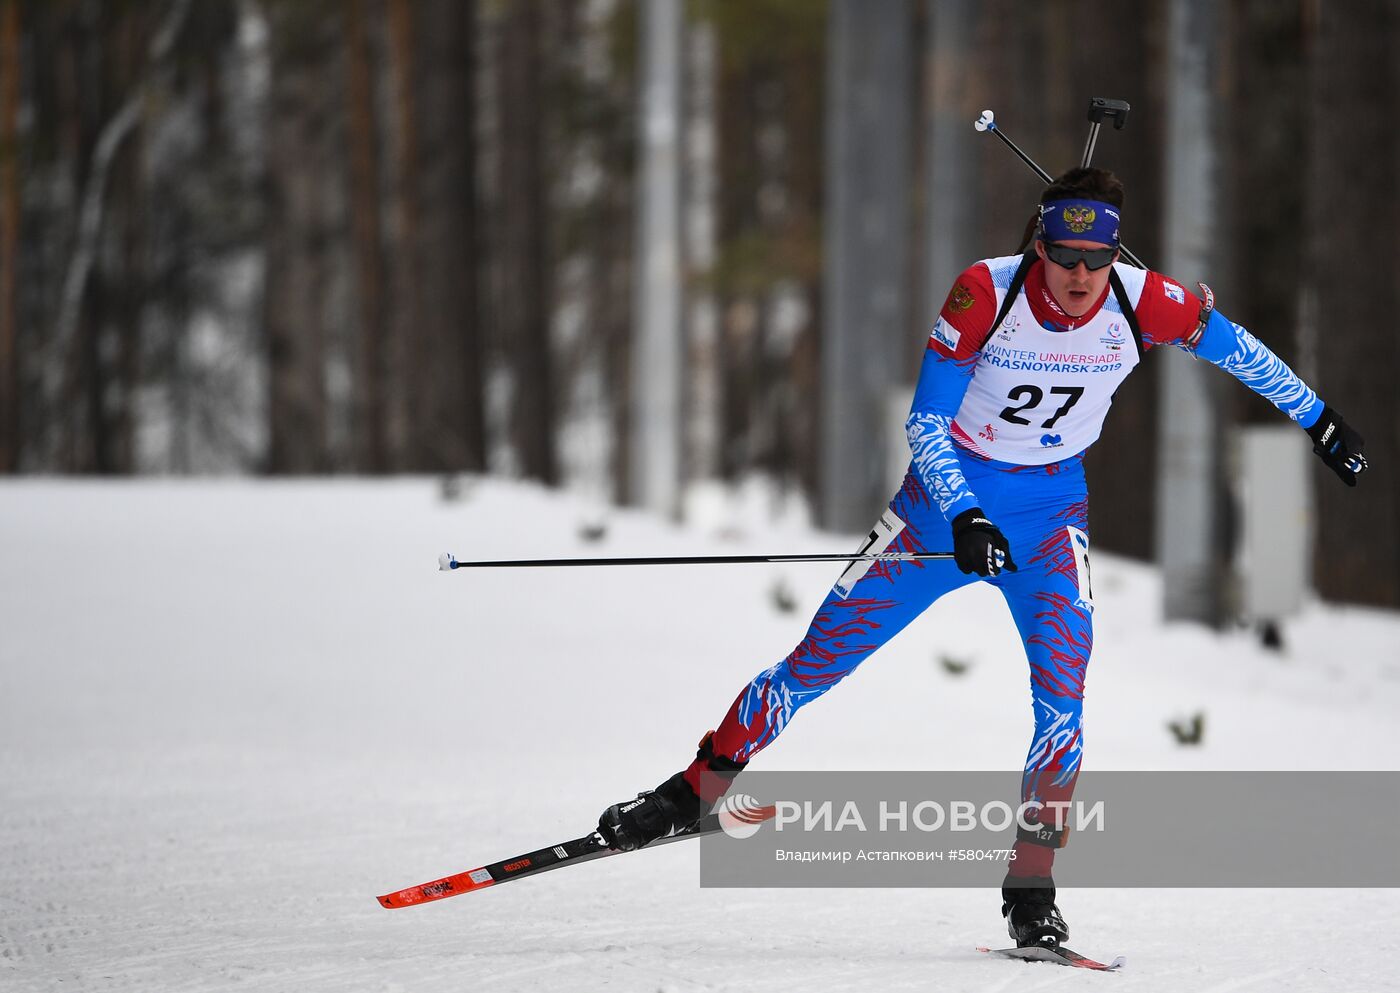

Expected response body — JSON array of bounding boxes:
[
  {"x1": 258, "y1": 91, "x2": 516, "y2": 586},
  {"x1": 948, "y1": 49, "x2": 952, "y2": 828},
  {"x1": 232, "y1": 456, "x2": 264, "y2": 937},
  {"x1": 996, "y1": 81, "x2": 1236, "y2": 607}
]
[{"x1": 597, "y1": 167, "x2": 1369, "y2": 948}]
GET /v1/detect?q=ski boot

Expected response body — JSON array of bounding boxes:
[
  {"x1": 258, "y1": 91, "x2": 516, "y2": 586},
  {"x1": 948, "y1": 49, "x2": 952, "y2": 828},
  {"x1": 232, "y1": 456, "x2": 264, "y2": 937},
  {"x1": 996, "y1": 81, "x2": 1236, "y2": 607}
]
[
  {"x1": 1001, "y1": 876, "x2": 1070, "y2": 949},
  {"x1": 597, "y1": 731, "x2": 747, "y2": 851},
  {"x1": 597, "y1": 771, "x2": 706, "y2": 851}
]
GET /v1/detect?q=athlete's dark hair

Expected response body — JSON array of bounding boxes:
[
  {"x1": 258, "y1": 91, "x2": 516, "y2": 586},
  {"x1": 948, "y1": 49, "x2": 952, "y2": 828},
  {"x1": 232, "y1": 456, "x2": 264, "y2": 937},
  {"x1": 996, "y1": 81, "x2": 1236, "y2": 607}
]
[{"x1": 1015, "y1": 167, "x2": 1125, "y2": 253}]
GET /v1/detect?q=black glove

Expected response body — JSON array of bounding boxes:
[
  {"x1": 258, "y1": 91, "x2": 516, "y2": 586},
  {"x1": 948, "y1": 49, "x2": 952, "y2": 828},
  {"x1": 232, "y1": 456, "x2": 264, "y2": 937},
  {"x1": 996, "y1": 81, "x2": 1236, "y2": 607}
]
[
  {"x1": 1305, "y1": 406, "x2": 1369, "y2": 487},
  {"x1": 951, "y1": 507, "x2": 1018, "y2": 576}
]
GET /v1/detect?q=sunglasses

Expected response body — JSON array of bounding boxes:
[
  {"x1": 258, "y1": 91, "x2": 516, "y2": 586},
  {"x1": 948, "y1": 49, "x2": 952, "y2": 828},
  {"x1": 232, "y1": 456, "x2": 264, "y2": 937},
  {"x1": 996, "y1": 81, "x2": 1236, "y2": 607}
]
[{"x1": 1041, "y1": 241, "x2": 1118, "y2": 271}]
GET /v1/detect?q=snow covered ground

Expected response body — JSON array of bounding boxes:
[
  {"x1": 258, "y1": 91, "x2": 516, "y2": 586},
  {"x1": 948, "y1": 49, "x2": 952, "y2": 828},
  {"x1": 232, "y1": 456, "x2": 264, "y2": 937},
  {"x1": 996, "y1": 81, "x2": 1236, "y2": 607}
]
[{"x1": 2, "y1": 477, "x2": 1398, "y2": 992}]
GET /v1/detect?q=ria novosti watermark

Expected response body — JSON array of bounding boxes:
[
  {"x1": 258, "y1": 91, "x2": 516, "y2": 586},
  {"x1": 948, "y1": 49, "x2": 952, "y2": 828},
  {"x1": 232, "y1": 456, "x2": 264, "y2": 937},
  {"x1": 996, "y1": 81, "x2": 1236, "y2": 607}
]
[
  {"x1": 700, "y1": 771, "x2": 1400, "y2": 888},
  {"x1": 758, "y1": 797, "x2": 1102, "y2": 835}
]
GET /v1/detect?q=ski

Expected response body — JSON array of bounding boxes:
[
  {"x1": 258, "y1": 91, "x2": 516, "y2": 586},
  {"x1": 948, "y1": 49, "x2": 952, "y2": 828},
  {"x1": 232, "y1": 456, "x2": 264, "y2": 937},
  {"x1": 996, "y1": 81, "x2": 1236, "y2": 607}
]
[
  {"x1": 379, "y1": 811, "x2": 735, "y2": 909},
  {"x1": 978, "y1": 945, "x2": 1126, "y2": 971}
]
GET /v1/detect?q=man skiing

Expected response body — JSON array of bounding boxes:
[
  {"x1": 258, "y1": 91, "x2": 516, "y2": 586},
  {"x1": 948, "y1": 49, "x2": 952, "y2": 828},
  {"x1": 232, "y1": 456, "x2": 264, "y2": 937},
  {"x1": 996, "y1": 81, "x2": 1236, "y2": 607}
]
[{"x1": 597, "y1": 167, "x2": 1370, "y2": 949}]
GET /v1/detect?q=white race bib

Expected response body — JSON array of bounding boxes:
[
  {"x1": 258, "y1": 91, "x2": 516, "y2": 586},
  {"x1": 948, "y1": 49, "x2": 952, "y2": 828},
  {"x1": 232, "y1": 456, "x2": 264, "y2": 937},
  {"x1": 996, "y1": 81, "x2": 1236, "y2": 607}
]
[{"x1": 952, "y1": 261, "x2": 1146, "y2": 465}]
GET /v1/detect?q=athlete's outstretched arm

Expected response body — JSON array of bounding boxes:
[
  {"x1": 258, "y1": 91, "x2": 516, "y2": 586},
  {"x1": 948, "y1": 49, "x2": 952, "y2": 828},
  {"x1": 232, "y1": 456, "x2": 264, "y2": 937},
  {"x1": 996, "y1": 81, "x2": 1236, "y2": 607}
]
[
  {"x1": 1190, "y1": 308, "x2": 1369, "y2": 484},
  {"x1": 1190, "y1": 308, "x2": 1323, "y2": 425},
  {"x1": 1137, "y1": 272, "x2": 1367, "y2": 485}
]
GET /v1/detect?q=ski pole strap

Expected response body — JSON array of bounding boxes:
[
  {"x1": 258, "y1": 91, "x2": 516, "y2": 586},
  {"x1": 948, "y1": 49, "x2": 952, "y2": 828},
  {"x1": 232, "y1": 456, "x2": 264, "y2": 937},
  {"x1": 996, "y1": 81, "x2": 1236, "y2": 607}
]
[
  {"x1": 1107, "y1": 268, "x2": 1145, "y2": 356},
  {"x1": 1017, "y1": 822, "x2": 1072, "y2": 849}
]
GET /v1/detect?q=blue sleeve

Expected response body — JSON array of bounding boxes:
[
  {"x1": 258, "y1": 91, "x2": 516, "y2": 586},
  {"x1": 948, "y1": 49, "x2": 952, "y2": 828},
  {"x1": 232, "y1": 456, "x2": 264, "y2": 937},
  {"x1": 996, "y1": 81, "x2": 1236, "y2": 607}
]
[
  {"x1": 1191, "y1": 309, "x2": 1325, "y2": 429},
  {"x1": 905, "y1": 348, "x2": 980, "y2": 521}
]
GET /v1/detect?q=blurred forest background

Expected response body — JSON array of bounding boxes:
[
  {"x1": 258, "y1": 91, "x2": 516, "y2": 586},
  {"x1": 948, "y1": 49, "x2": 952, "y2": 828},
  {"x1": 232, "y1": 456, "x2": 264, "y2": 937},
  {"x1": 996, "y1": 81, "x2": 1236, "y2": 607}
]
[{"x1": 0, "y1": 0, "x2": 1395, "y2": 609}]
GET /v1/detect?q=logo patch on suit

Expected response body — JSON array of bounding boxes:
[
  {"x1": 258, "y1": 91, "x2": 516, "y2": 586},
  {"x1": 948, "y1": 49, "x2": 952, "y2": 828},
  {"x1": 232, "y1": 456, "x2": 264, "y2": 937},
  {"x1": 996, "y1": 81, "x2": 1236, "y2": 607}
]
[
  {"x1": 1039, "y1": 434, "x2": 1063, "y2": 448},
  {"x1": 949, "y1": 283, "x2": 977, "y2": 312},
  {"x1": 930, "y1": 318, "x2": 961, "y2": 352},
  {"x1": 1163, "y1": 281, "x2": 1185, "y2": 305},
  {"x1": 1067, "y1": 526, "x2": 1094, "y2": 611}
]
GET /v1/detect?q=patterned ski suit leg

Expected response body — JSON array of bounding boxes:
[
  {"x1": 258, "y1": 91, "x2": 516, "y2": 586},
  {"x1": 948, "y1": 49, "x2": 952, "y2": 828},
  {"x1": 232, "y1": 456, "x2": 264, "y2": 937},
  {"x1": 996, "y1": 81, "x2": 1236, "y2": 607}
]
[
  {"x1": 703, "y1": 471, "x2": 977, "y2": 775},
  {"x1": 980, "y1": 456, "x2": 1093, "y2": 878},
  {"x1": 690, "y1": 447, "x2": 1095, "y2": 874}
]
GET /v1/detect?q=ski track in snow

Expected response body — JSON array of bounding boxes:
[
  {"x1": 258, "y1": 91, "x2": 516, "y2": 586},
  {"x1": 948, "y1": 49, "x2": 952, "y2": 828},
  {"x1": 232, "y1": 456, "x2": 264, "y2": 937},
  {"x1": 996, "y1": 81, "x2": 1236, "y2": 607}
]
[{"x1": 1, "y1": 479, "x2": 1398, "y2": 992}]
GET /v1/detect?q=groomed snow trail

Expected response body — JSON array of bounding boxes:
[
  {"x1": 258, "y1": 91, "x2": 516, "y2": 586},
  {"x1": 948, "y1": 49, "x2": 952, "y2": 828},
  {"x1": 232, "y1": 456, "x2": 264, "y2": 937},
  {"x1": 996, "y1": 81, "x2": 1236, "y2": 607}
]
[{"x1": 2, "y1": 479, "x2": 1397, "y2": 991}]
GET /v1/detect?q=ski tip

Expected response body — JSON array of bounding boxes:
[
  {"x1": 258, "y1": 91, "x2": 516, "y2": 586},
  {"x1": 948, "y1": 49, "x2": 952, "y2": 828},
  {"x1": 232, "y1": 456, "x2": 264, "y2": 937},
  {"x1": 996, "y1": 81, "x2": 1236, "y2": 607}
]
[
  {"x1": 377, "y1": 889, "x2": 426, "y2": 909},
  {"x1": 978, "y1": 945, "x2": 1124, "y2": 972}
]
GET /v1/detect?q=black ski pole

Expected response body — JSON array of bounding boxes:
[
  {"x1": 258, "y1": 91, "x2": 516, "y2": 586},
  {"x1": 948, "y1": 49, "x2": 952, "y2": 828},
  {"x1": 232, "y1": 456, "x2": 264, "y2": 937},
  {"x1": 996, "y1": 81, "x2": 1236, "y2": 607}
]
[
  {"x1": 974, "y1": 102, "x2": 1147, "y2": 270},
  {"x1": 438, "y1": 551, "x2": 954, "y2": 571},
  {"x1": 973, "y1": 108, "x2": 1053, "y2": 184}
]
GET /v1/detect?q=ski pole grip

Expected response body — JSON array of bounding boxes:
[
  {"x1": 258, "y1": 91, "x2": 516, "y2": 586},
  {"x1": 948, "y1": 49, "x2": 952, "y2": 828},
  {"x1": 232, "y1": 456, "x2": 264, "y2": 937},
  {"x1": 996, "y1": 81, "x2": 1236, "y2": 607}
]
[{"x1": 1087, "y1": 97, "x2": 1130, "y2": 130}]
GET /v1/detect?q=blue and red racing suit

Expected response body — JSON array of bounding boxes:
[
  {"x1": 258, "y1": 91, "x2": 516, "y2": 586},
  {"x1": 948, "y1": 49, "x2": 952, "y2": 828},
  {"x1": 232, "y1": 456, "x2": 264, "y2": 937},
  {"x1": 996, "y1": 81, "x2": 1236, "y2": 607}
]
[{"x1": 682, "y1": 255, "x2": 1327, "y2": 876}]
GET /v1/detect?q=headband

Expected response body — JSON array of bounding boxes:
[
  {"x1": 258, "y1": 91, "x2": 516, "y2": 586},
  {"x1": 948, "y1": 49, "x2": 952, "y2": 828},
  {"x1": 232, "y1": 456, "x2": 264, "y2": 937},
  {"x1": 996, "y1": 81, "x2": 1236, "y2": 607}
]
[{"x1": 1039, "y1": 198, "x2": 1120, "y2": 245}]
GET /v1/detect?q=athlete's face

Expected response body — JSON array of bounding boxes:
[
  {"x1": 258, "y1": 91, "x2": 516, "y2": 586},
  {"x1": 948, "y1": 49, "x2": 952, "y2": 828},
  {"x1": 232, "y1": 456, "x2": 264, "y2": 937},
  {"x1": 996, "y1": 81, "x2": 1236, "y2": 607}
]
[{"x1": 1036, "y1": 239, "x2": 1118, "y2": 317}]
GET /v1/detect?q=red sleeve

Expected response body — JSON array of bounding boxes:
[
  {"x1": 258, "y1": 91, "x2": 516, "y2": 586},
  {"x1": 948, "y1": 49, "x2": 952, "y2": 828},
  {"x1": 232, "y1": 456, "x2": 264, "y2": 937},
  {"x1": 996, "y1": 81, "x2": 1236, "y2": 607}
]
[
  {"x1": 1135, "y1": 271, "x2": 1204, "y2": 348},
  {"x1": 926, "y1": 263, "x2": 997, "y2": 360}
]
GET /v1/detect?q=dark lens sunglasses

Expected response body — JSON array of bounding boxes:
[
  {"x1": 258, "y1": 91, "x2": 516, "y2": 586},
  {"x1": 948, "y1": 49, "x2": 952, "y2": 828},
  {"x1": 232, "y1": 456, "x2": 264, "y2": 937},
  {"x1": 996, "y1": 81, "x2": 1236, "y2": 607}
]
[{"x1": 1042, "y1": 241, "x2": 1118, "y2": 271}]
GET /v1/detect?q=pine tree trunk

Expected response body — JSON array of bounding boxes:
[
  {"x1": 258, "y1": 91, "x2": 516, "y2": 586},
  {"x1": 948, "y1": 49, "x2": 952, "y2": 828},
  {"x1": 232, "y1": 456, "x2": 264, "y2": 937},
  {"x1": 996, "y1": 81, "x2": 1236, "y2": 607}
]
[
  {"x1": 414, "y1": 0, "x2": 484, "y2": 472},
  {"x1": 715, "y1": 54, "x2": 760, "y2": 482},
  {"x1": 384, "y1": 0, "x2": 422, "y2": 470},
  {"x1": 1307, "y1": 0, "x2": 1400, "y2": 606},
  {"x1": 345, "y1": 0, "x2": 386, "y2": 473},
  {"x1": 0, "y1": 0, "x2": 19, "y2": 472},
  {"x1": 498, "y1": 0, "x2": 554, "y2": 484},
  {"x1": 264, "y1": 2, "x2": 336, "y2": 473}
]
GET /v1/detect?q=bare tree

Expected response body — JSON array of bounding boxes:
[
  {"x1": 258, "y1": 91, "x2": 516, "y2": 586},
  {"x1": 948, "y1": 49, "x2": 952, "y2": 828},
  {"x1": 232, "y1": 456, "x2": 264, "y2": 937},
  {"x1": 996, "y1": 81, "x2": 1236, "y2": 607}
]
[
  {"x1": 42, "y1": 0, "x2": 191, "y2": 471},
  {"x1": 1307, "y1": 0, "x2": 1400, "y2": 607},
  {"x1": 630, "y1": 0, "x2": 683, "y2": 516},
  {"x1": 413, "y1": 0, "x2": 485, "y2": 472},
  {"x1": 1156, "y1": 0, "x2": 1227, "y2": 626},
  {"x1": 383, "y1": 0, "x2": 421, "y2": 469},
  {"x1": 0, "y1": 0, "x2": 18, "y2": 472},
  {"x1": 264, "y1": 0, "x2": 339, "y2": 473},
  {"x1": 820, "y1": 0, "x2": 913, "y2": 530},
  {"x1": 345, "y1": 0, "x2": 387, "y2": 473},
  {"x1": 496, "y1": 0, "x2": 555, "y2": 484}
]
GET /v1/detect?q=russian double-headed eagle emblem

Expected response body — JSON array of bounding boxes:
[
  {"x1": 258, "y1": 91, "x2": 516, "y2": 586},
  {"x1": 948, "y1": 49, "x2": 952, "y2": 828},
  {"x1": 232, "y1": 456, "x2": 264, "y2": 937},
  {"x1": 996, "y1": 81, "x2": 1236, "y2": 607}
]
[
  {"x1": 1063, "y1": 205, "x2": 1096, "y2": 234},
  {"x1": 949, "y1": 283, "x2": 976, "y2": 312}
]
